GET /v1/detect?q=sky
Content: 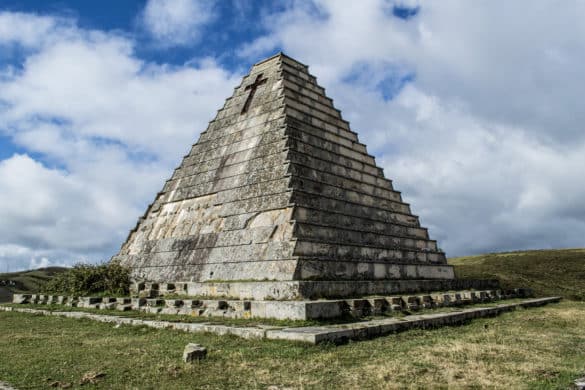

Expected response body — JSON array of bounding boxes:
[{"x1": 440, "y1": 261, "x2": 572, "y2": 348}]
[{"x1": 1, "y1": 0, "x2": 584, "y2": 272}]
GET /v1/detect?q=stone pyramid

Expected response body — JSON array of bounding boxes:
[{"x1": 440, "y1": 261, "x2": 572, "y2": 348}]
[{"x1": 113, "y1": 53, "x2": 454, "y2": 298}]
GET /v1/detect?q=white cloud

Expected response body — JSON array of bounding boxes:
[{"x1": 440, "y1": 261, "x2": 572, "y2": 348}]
[
  {"x1": 1, "y1": 0, "x2": 584, "y2": 273},
  {"x1": 0, "y1": 11, "x2": 239, "y2": 271},
  {"x1": 0, "y1": 12, "x2": 68, "y2": 48},
  {"x1": 29, "y1": 257, "x2": 51, "y2": 270},
  {"x1": 140, "y1": 0, "x2": 216, "y2": 46},
  {"x1": 240, "y1": 0, "x2": 585, "y2": 256}
]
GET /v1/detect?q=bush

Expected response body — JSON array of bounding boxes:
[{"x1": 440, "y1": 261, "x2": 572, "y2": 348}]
[{"x1": 43, "y1": 261, "x2": 131, "y2": 296}]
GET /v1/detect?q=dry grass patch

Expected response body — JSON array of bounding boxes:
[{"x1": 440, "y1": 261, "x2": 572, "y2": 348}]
[
  {"x1": 0, "y1": 301, "x2": 584, "y2": 389},
  {"x1": 449, "y1": 248, "x2": 585, "y2": 300}
]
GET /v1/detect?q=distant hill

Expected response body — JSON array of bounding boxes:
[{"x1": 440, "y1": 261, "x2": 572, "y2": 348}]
[
  {"x1": 449, "y1": 248, "x2": 585, "y2": 300},
  {"x1": 0, "y1": 267, "x2": 69, "y2": 296}
]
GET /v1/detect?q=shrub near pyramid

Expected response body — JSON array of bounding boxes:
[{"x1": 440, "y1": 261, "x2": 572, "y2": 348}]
[{"x1": 113, "y1": 53, "x2": 494, "y2": 303}]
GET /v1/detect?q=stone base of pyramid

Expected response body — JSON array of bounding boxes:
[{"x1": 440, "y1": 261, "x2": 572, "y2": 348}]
[
  {"x1": 184, "y1": 279, "x2": 499, "y2": 300},
  {"x1": 136, "y1": 277, "x2": 499, "y2": 301}
]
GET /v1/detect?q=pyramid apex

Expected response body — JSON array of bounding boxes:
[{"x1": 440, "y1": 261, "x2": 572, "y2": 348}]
[{"x1": 252, "y1": 51, "x2": 309, "y2": 71}]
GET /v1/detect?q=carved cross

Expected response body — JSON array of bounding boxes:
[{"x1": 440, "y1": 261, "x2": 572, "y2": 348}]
[{"x1": 241, "y1": 73, "x2": 267, "y2": 114}]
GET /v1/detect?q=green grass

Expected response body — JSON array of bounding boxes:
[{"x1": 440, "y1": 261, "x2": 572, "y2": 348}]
[
  {"x1": 0, "y1": 248, "x2": 583, "y2": 388},
  {"x1": 0, "y1": 301, "x2": 583, "y2": 389},
  {"x1": 0, "y1": 267, "x2": 68, "y2": 293},
  {"x1": 449, "y1": 248, "x2": 585, "y2": 300}
]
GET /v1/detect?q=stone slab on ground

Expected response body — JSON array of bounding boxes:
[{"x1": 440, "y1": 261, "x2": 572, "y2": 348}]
[
  {"x1": 0, "y1": 297, "x2": 560, "y2": 344},
  {"x1": 183, "y1": 343, "x2": 207, "y2": 362},
  {"x1": 0, "y1": 381, "x2": 17, "y2": 390}
]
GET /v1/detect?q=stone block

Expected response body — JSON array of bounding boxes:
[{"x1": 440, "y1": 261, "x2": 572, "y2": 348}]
[
  {"x1": 406, "y1": 296, "x2": 420, "y2": 311},
  {"x1": 12, "y1": 294, "x2": 31, "y2": 304},
  {"x1": 450, "y1": 293, "x2": 462, "y2": 306},
  {"x1": 460, "y1": 292, "x2": 474, "y2": 305},
  {"x1": 165, "y1": 299, "x2": 184, "y2": 308},
  {"x1": 419, "y1": 295, "x2": 434, "y2": 309},
  {"x1": 228, "y1": 300, "x2": 245, "y2": 311},
  {"x1": 131, "y1": 298, "x2": 146, "y2": 309},
  {"x1": 99, "y1": 302, "x2": 117, "y2": 310},
  {"x1": 182, "y1": 299, "x2": 202, "y2": 309},
  {"x1": 138, "y1": 289, "x2": 159, "y2": 298},
  {"x1": 183, "y1": 343, "x2": 207, "y2": 362},
  {"x1": 349, "y1": 299, "x2": 371, "y2": 317},
  {"x1": 146, "y1": 299, "x2": 164, "y2": 307},
  {"x1": 82, "y1": 297, "x2": 102, "y2": 304},
  {"x1": 367, "y1": 298, "x2": 388, "y2": 315},
  {"x1": 388, "y1": 296, "x2": 404, "y2": 311},
  {"x1": 431, "y1": 294, "x2": 450, "y2": 307}
]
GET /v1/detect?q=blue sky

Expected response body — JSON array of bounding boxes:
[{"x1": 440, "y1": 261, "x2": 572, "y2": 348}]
[{"x1": 1, "y1": 0, "x2": 584, "y2": 271}]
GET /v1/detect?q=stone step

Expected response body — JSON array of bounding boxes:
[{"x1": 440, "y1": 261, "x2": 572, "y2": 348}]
[
  {"x1": 0, "y1": 297, "x2": 562, "y2": 344},
  {"x1": 267, "y1": 297, "x2": 562, "y2": 344},
  {"x1": 12, "y1": 288, "x2": 534, "y2": 321}
]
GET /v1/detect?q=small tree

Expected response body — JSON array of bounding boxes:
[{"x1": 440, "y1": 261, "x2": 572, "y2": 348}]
[{"x1": 43, "y1": 261, "x2": 131, "y2": 296}]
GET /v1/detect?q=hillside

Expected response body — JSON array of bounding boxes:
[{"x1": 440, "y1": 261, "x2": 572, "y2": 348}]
[
  {"x1": 0, "y1": 267, "x2": 69, "y2": 294},
  {"x1": 449, "y1": 248, "x2": 585, "y2": 300}
]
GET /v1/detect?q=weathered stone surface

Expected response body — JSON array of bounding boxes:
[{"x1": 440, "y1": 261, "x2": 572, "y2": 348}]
[
  {"x1": 574, "y1": 377, "x2": 585, "y2": 390},
  {"x1": 183, "y1": 343, "x2": 207, "y2": 362},
  {"x1": 24, "y1": 286, "x2": 517, "y2": 320},
  {"x1": 0, "y1": 297, "x2": 561, "y2": 343},
  {"x1": 113, "y1": 53, "x2": 450, "y2": 287},
  {"x1": 180, "y1": 278, "x2": 500, "y2": 301},
  {"x1": 12, "y1": 294, "x2": 31, "y2": 304},
  {"x1": 0, "y1": 381, "x2": 18, "y2": 390}
]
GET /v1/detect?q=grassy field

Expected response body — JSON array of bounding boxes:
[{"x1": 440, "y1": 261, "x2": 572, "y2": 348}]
[
  {"x1": 0, "y1": 301, "x2": 583, "y2": 389},
  {"x1": 449, "y1": 248, "x2": 585, "y2": 300},
  {"x1": 0, "y1": 249, "x2": 583, "y2": 388},
  {"x1": 0, "y1": 267, "x2": 68, "y2": 293}
]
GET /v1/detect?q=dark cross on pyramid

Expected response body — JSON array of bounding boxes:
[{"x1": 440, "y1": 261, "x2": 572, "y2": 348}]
[{"x1": 240, "y1": 73, "x2": 267, "y2": 114}]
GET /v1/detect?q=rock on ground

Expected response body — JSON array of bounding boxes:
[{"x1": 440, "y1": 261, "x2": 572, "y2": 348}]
[{"x1": 183, "y1": 343, "x2": 207, "y2": 363}]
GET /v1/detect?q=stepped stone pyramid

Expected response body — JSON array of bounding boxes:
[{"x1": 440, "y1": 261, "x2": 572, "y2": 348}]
[{"x1": 114, "y1": 53, "x2": 458, "y2": 300}]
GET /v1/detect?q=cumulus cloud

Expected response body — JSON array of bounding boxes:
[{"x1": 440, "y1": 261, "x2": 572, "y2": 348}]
[
  {"x1": 0, "y1": 11, "x2": 71, "y2": 48},
  {"x1": 0, "y1": 11, "x2": 239, "y2": 271},
  {"x1": 140, "y1": 0, "x2": 216, "y2": 46},
  {"x1": 1, "y1": 0, "x2": 584, "y2": 273},
  {"x1": 241, "y1": 0, "x2": 585, "y2": 256}
]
